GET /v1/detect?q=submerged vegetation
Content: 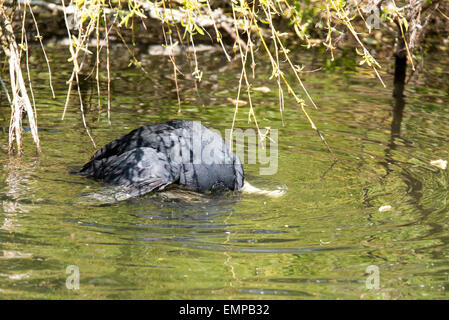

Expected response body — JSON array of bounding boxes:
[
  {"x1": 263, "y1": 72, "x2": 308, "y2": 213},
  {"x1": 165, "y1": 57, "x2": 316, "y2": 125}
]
[{"x1": 0, "y1": 0, "x2": 447, "y2": 154}]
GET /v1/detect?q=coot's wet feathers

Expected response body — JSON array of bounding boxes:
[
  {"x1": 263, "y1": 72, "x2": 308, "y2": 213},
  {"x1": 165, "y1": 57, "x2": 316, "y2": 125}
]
[{"x1": 79, "y1": 120, "x2": 244, "y2": 197}]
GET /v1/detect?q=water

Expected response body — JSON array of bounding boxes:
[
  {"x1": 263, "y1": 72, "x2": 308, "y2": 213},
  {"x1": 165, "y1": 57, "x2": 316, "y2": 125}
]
[{"x1": 0, "y1": 44, "x2": 448, "y2": 299}]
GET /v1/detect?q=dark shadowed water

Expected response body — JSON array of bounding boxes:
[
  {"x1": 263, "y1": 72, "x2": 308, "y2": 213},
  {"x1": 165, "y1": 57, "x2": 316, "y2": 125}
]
[{"x1": 0, "y1": 44, "x2": 448, "y2": 299}]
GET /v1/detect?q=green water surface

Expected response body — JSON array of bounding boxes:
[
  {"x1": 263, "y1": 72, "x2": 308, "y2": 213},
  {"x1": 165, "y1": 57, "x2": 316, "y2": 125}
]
[{"x1": 0, "y1": 45, "x2": 448, "y2": 299}]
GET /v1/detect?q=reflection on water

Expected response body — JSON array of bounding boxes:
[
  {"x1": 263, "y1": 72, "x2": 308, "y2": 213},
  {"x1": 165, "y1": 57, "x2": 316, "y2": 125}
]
[{"x1": 0, "y1": 45, "x2": 448, "y2": 299}]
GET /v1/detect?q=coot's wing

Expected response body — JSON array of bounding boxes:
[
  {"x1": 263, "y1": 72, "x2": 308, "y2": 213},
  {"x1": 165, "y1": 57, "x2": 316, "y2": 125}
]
[
  {"x1": 88, "y1": 120, "x2": 189, "y2": 162},
  {"x1": 87, "y1": 126, "x2": 150, "y2": 162},
  {"x1": 80, "y1": 147, "x2": 181, "y2": 197}
]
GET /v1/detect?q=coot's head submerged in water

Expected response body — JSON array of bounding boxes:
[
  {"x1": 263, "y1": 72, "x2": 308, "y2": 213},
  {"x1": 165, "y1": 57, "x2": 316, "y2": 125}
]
[{"x1": 79, "y1": 120, "x2": 244, "y2": 198}]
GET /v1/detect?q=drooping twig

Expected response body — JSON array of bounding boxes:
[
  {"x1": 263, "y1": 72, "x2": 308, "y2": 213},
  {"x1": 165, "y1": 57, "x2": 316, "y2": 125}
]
[
  {"x1": 0, "y1": 75, "x2": 11, "y2": 104},
  {"x1": 0, "y1": 5, "x2": 40, "y2": 154},
  {"x1": 27, "y1": 1, "x2": 55, "y2": 98}
]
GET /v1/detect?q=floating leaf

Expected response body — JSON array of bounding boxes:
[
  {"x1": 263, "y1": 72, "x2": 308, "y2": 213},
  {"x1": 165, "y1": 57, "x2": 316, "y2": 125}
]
[
  {"x1": 227, "y1": 97, "x2": 247, "y2": 106},
  {"x1": 253, "y1": 87, "x2": 271, "y2": 93},
  {"x1": 378, "y1": 205, "x2": 392, "y2": 212},
  {"x1": 430, "y1": 159, "x2": 447, "y2": 170}
]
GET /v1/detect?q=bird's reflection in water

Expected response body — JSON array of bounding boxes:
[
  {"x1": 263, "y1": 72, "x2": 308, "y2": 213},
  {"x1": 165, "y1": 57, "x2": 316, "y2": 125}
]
[{"x1": 80, "y1": 183, "x2": 241, "y2": 217}]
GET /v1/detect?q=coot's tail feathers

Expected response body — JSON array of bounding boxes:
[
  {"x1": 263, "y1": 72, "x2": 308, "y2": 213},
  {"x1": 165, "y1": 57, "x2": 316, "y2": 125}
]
[{"x1": 78, "y1": 156, "x2": 112, "y2": 178}]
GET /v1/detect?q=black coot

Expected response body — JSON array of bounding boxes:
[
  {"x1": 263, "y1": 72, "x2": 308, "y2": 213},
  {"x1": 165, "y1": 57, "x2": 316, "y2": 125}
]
[{"x1": 79, "y1": 120, "x2": 244, "y2": 197}]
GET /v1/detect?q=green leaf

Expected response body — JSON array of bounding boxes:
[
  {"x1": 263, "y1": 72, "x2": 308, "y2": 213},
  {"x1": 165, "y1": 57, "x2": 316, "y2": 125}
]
[
  {"x1": 195, "y1": 24, "x2": 205, "y2": 35},
  {"x1": 402, "y1": 18, "x2": 408, "y2": 31}
]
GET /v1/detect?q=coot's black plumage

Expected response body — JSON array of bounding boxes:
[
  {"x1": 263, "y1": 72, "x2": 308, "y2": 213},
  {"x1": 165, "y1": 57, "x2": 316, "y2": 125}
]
[{"x1": 79, "y1": 120, "x2": 244, "y2": 197}]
